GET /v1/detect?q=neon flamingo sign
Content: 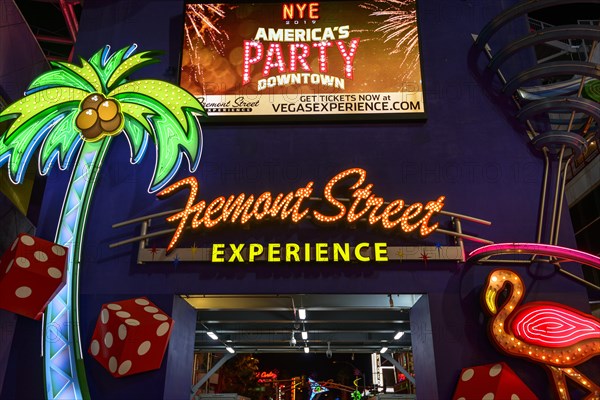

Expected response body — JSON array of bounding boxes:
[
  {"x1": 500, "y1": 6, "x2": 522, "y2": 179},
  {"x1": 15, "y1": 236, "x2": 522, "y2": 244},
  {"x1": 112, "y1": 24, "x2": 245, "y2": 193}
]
[{"x1": 482, "y1": 269, "x2": 600, "y2": 399}]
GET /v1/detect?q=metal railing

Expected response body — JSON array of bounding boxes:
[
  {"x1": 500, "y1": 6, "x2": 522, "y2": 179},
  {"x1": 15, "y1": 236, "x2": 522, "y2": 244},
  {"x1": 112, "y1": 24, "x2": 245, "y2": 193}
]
[
  {"x1": 110, "y1": 198, "x2": 494, "y2": 264},
  {"x1": 528, "y1": 17, "x2": 591, "y2": 62}
]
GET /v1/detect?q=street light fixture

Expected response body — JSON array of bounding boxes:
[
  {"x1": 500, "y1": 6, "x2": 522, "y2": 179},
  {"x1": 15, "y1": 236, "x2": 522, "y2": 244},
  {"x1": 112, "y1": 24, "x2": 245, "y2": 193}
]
[
  {"x1": 207, "y1": 331, "x2": 219, "y2": 340},
  {"x1": 298, "y1": 308, "x2": 307, "y2": 320}
]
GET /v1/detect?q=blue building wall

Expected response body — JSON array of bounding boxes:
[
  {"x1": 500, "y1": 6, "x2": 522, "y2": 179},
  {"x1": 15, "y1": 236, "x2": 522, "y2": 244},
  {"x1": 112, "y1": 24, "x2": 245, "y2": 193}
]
[{"x1": 3, "y1": 0, "x2": 597, "y2": 399}]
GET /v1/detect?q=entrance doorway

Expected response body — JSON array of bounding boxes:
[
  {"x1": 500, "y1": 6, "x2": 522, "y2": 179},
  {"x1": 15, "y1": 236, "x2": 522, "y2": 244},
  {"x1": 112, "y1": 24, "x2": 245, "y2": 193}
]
[{"x1": 183, "y1": 294, "x2": 420, "y2": 399}]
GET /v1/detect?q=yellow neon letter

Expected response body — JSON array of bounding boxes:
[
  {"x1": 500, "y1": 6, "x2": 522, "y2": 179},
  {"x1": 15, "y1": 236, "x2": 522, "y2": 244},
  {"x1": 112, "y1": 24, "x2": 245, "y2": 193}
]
[
  {"x1": 229, "y1": 243, "x2": 245, "y2": 262},
  {"x1": 354, "y1": 242, "x2": 370, "y2": 262},
  {"x1": 315, "y1": 243, "x2": 328, "y2": 262},
  {"x1": 268, "y1": 243, "x2": 281, "y2": 262},
  {"x1": 286, "y1": 243, "x2": 300, "y2": 261},
  {"x1": 374, "y1": 242, "x2": 388, "y2": 261},
  {"x1": 249, "y1": 243, "x2": 264, "y2": 262},
  {"x1": 333, "y1": 243, "x2": 350, "y2": 262},
  {"x1": 212, "y1": 244, "x2": 225, "y2": 262}
]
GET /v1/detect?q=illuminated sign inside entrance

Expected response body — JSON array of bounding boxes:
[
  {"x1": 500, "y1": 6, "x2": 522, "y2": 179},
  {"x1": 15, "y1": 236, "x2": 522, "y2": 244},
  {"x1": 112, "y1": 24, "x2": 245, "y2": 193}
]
[{"x1": 157, "y1": 168, "x2": 445, "y2": 252}]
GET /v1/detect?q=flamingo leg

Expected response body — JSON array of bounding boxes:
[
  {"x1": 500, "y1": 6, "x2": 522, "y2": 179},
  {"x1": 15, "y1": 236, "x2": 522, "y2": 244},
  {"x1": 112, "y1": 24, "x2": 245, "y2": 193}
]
[
  {"x1": 547, "y1": 366, "x2": 600, "y2": 400},
  {"x1": 561, "y1": 367, "x2": 600, "y2": 400},
  {"x1": 547, "y1": 366, "x2": 570, "y2": 400}
]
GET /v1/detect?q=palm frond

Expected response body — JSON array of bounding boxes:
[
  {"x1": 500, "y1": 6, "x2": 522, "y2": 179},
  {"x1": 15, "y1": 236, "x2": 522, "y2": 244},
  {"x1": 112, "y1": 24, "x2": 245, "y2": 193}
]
[
  {"x1": 85, "y1": 45, "x2": 162, "y2": 93},
  {"x1": 0, "y1": 87, "x2": 89, "y2": 139},
  {"x1": 122, "y1": 117, "x2": 149, "y2": 165},
  {"x1": 110, "y1": 80, "x2": 202, "y2": 133},
  {"x1": 53, "y1": 59, "x2": 103, "y2": 93},
  {"x1": 150, "y1": 106, "x2": 203, "y2": 192},
  {"x1": 38, "y1": 108, "x2": 83, "y2": 174},
  {"x1": 106, "y1": 50, "x2": 162, "y2": 91},
  {"x1": 0, "y1": 104, "x2": 79, "y2": 183},
  {"x1": 88, "y1": 45, "x2": 132, "y2": 89},
  {"x1": 120, "y1": 101, "x2": 155, "y2": 133},
  {"x1": 27, "y1": 62, "x2": 97, "y2": 94},
  {"x1": 0, "y1": 87, "x2": 87, "y2": 182},
  {"x1": 110, "y1": 80, "x2": 205, "y2": 192},
  {"x1": 119, "y1": 101, "x2": 158, "y2": 165}
]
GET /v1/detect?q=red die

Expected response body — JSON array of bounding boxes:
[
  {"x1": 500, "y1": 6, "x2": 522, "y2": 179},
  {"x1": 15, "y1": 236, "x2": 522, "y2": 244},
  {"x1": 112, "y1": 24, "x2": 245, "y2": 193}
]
[
  {"x1": 0, "y1": 234, "x2": 67, "y2": 319},
  {"x1": 453, "y1": 362, "x2": 538, "y2": 400},
  {"x1": 88, "y1": 297, "x2": 174, "y2": 378}
]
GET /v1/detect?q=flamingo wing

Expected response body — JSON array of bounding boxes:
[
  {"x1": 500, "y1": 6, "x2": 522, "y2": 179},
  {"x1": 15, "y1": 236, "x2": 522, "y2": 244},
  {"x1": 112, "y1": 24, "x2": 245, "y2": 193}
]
[{"x1": 510, "y1": 302, "x2": 600, "y2": 348}]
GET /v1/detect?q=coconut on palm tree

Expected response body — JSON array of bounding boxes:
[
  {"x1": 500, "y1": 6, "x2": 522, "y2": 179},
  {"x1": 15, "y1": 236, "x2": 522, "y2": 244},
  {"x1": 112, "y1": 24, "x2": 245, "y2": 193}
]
[{"x1": 0, "y1": 44, "x2": 205, "y2": 400}]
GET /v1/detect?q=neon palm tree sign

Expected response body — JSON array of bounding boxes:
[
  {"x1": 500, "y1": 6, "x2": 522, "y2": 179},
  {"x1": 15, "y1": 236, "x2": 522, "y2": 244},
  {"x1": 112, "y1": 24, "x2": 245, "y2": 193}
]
[{"x1": 0, "y1": 44, "x2": 205, "y2": 399}]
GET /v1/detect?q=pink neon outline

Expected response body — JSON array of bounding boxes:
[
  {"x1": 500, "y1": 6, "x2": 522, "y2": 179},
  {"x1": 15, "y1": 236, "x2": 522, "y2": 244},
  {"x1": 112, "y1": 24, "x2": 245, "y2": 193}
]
[
  {"x1": 512, "y1": 306, "x2": 600, "y2": 347},
  {"x1": 468, "y1": 243, "x2": 600, "y2": 270}
]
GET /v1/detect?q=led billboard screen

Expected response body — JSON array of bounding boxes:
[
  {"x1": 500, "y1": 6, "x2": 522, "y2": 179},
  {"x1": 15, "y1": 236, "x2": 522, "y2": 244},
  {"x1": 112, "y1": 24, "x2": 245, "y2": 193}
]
[{"x1": 181, "y1": 1, "x2": 425, "y2": 120}]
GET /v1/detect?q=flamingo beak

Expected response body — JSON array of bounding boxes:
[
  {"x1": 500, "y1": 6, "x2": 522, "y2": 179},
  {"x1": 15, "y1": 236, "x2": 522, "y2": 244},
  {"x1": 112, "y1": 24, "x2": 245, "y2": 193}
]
[{"x1": 484, "y1": 282, "x2": 499, "y2": 315}]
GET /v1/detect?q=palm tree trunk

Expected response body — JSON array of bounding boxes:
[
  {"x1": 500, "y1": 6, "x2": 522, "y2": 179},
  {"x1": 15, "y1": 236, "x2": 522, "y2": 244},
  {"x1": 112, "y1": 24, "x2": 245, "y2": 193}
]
[{"x1": 43, "y1": 137, "x2": 113, "y2": 400}]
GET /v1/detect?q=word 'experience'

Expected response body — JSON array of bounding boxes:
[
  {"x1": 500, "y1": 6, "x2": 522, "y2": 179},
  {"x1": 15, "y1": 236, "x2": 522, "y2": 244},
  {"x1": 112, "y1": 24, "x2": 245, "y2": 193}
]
[{"x1": 211, "y1": 242, "x2": 389, "y2": 263}]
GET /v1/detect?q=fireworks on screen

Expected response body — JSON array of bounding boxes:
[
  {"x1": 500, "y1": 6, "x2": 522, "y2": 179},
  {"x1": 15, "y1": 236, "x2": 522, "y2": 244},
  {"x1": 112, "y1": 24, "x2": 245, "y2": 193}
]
[
  {"x1": 184, "y1": 4, "x2": 235, "y2": 55},
  {"x1": 360, "y1": 0, "x2": 419, "y2": 70},
  {"x1": 184, "y1": 4, "x2": 237, "y2": 88}
]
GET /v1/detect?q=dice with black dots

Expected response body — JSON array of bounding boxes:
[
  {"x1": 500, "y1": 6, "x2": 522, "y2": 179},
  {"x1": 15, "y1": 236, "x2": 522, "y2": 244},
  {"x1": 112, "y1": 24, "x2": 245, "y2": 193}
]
[
  {"x1": 0, "y1": 234, "x2": 68, "y2": 320},
  {"x1": 88, "y1": 297, "x2": 174, "y2": 378}
]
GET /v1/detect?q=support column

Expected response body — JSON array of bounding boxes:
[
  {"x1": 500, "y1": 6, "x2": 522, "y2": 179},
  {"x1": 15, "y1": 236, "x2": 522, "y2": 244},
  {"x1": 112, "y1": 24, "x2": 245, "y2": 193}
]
[
  {"x1": 0, "y1": 310, "x2": 17, "y2": 395},
  {"x1": 163, "y1": 296, "x2": 197, "y2": 400},
  {"x1": 410, "y1": 295, "x2": 438, "y2": 399}
]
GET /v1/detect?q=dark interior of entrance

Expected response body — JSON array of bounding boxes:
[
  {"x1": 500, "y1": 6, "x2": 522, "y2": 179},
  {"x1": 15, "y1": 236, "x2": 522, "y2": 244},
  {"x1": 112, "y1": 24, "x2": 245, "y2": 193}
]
[{"x1": 185, "y1": 294, "x2": 420, "y2": 399}]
